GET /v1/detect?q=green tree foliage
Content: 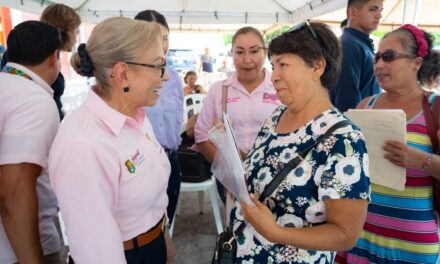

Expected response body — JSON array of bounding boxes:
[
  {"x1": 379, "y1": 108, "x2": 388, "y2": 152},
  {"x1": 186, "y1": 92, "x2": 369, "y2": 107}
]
[
  {"x1": 264, "y1": 26, "x2": 291, "y2": 44},
  {"x1": 373, "y1": 30, "x2": 440, "y2": 46}
]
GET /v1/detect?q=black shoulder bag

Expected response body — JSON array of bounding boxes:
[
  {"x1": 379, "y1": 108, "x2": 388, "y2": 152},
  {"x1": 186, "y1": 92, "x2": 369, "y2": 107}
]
[{"x1": 211, "y1": 119, "x2": 351, "y2": 264}]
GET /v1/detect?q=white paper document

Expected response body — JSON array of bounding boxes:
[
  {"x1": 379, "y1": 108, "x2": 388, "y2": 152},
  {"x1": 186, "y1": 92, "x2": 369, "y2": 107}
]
[
  {"x1": 207, "y1": 112, "x2": 252, "y2": 205},
  {"x1": 345, "y1": 109, "x2": 407, "y2": 191}
]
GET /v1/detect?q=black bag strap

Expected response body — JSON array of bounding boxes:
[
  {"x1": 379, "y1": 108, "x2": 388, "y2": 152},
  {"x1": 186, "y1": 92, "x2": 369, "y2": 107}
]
[{"x1": 234, "y1": 119, "x2": 351, "y2": 236}]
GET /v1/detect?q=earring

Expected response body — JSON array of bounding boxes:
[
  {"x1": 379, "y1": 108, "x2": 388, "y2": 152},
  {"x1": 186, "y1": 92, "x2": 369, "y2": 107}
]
[
  {"x1": 123, "y1": 87, "x2": 129, "y2": 93},
  {"x1": 110, "y1": 73, "x2": 115, "y2": 78}
]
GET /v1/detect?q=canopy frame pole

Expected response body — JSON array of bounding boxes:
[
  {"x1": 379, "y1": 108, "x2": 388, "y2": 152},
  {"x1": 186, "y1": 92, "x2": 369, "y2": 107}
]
[
  {"x1": 412, "y1": 0, "x2": 422, "y2": 26},
  {"x1": 402, "y1": 0, "x2": 408, "y2": 24}
]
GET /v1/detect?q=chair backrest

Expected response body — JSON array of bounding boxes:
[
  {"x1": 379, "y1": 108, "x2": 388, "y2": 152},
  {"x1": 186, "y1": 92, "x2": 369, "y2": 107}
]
[
  {"x1": 184, "y1": 93, "x2": 206, "y2": 108},
  {"x1": 181, "y1": 94, "x2": 206, "y2": 134}
]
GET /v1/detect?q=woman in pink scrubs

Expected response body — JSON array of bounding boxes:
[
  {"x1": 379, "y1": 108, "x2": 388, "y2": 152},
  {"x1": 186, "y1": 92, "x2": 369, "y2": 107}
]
[{"x1": 194, "y1": 27, "x2": 281, "y2": 203}]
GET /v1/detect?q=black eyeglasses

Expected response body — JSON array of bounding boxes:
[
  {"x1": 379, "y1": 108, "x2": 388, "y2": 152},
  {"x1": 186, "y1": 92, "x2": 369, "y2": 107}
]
[
  {"x1": 287, "y1": 21, "x2": 324, "y2": 54},
  {"x1": 125, "y1": 61, "x2": 167, "y2": 78},
  {"x1": 374, "y1": 50, "x2": 415, "y2": 64}
]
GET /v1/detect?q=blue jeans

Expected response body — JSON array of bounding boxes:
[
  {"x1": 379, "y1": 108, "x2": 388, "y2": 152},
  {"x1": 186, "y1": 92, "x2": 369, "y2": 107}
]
[
  {"x1": 166, "y1": 150, "x2": 181, "y2": 224},
  {"x1": 124, "y1": 233, "x2": 166, "y2": 264}
]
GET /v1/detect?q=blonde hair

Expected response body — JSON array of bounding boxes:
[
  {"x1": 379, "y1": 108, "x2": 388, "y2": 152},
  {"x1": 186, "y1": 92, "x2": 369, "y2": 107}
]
[{"x1": 71, "y1": 17, "x2": 161, "y2": 91}]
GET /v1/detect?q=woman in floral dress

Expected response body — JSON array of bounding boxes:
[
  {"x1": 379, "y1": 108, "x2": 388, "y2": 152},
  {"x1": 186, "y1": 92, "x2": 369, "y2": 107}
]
[{"x1": 229, "y1": 22, "x2": 371, "y2": 264}]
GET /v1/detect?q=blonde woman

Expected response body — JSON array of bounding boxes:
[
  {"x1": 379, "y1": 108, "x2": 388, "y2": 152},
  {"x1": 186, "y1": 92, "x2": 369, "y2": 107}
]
[{"x1": 48, "y1": 17, "x2": 172, "y2": 263}]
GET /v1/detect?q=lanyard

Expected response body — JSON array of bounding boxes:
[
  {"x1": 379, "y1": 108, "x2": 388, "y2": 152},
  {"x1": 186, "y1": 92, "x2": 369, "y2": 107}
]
[{"x1": 3, "y1": 65, "x2": 32, "y2": 81}]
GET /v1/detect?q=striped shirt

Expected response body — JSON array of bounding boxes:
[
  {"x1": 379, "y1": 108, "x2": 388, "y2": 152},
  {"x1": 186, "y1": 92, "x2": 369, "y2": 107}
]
[{"x1": 337, "y1": 94, "x2": 440, "y2": 264}]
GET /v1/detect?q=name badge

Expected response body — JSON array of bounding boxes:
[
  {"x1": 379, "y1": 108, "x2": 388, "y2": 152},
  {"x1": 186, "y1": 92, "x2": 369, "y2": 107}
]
[{"x1": 262, "y1": 92, "x2": 279, "y2": 104}]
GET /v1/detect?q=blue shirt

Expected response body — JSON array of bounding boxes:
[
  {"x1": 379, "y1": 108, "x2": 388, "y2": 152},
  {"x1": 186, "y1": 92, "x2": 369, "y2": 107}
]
[
  {"x1": 145, "y1": 67, "x2": 183, "y2": 150},
  {"x1": 330, "y1": 28, "x2": 380, "y2": 112},
  {"x1": 201, "y1": 54, "x2": 215, "y2": 72}
]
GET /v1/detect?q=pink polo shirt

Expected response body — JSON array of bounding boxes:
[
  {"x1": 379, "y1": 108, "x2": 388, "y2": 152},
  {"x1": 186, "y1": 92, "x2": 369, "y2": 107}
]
[
  {"x1": 48, "y1": 89, "x2": 170, "y2": 263},
  {"x1": 0, "y1": 63, "x2": 60, "y2": 264},
  {"x1": 195, "y1": 69, "x2": 281, "y2": 153}
]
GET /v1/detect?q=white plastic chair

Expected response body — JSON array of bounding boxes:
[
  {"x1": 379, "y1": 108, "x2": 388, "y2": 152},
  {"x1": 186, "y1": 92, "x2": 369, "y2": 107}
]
[
  {"x1": 57, "y1": 212, "x2": 69, "y2": 246},
  {"x1": 169, "y1": 176, "x2": 223, "y2": 237},
  {"x1": 184, "y1": 93, "x2": 206, "y2": 108},
  {"x1": 180, "y1": 94, "x2": 206, "y2": 133}
]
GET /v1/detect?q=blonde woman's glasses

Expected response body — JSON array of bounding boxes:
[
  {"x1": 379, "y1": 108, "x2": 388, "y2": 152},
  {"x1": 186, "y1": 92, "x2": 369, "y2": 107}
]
[{"x1": 126, "y1": 61, "x2": 167, "y2": 78}]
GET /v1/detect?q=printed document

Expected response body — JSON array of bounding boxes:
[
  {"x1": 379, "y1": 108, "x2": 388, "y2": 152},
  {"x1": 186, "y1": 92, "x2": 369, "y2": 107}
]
[
  {"x1": 345, "y1": 109, "x2": 406, "y2": 191},
  {"x1": 208, "y1": 112, "x2": 252, "y2": 205}
]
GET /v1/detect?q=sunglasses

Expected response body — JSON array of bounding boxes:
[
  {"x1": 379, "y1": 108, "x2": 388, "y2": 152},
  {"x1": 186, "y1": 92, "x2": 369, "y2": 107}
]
[
  {"x1": 287, "y1": 21, "x2": 324, "y2": 54},
  {"x1": 125, "y1": 61, "x2": 167, "y2": 78},
  {"x1": 374, "y1": 50, "x2": 415, "y2": 64}
]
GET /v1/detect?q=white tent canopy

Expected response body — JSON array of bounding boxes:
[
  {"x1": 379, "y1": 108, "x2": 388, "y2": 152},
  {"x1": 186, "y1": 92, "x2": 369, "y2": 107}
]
[{"x1": 1, "y1": 0, "x2": 345, "y2": 31}]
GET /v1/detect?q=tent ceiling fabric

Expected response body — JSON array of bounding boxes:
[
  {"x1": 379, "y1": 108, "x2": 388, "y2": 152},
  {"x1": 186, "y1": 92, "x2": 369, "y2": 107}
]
[{"x1": 1, "y1": 0, "x2": 345, "y2": 31}]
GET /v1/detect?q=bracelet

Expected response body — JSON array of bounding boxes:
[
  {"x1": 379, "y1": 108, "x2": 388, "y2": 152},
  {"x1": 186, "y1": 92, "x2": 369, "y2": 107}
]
[{"x1": 421, "y1": 153, "x2": 433, "y2": 171}]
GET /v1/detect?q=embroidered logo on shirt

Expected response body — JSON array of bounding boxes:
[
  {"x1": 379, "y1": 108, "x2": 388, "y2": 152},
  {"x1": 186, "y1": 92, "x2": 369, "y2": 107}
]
[
  {"x1": 226, "y1": 97, "x2": 240, "y2": 103},
  {"x1": 131, "y1": 149, "x2": 145, "y2": 167},
  {"x1": 124, "y1": 150, "x2": 145, "y2": 174},
  {"x1": 262, "y1": 92, "x2": 279, "y2": 105},
  {"x1": 124, "y1": 159, "x2": 136, "y2": 174}
]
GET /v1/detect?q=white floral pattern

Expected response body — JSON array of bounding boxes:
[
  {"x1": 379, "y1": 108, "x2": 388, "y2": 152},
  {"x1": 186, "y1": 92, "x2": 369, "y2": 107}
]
[
  {"x1": 230, "y1": 106, "x2": 370, "y2": 264},
  {"x1": 286, "y1": 161, "x2": 313, "y2": 186},
  {"x1": 335, "y1": 156, "x2": 362, "y2": 185}
]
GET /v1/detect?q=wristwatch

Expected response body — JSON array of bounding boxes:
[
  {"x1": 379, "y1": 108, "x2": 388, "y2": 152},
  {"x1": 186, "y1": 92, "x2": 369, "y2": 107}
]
[{"x1": 421, "y1": 153, "x2": 433, "y2": 171}]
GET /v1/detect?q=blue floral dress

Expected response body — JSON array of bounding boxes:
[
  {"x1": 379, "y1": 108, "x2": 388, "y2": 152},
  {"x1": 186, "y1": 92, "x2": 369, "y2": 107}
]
[{"x1": 229, "y1": 106, "x2": 371, "y2": 264}]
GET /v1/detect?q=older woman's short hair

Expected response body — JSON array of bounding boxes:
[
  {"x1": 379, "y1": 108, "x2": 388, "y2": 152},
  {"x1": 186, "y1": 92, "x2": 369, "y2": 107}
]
[
  {"x1": 268, "y1": 22, "x2": 342, "y2": 89},
  {"x1": 71, "y1": 17, "x2": 162, "y2": 92},
  {"x1": 40, "y1": 4, "x2": 81, "y2": 50}
]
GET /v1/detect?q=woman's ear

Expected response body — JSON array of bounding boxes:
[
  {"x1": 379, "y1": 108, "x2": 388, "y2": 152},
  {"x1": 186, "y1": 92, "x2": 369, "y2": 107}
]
[
  {"x1": 112, "y1": 62, "x2": 129, "y2": 86},
  {"x1": 414, "y1": 56, "x2": 423, "y2": 72},
  {"x1": 262, "y1": 47, "x2": 268, "y2": 57},
  {"x1": 312, "y1": 58, "x2": 326, "y2": 81}
]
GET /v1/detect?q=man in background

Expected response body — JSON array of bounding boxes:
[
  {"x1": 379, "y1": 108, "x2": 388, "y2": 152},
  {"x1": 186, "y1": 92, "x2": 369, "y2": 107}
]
[
  {"x1": 330, "y1": 0, "x2": 383, "y2": 112},
  {"x1": 200, "y1": 47, "x2": 215, "y2": 72}
]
